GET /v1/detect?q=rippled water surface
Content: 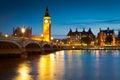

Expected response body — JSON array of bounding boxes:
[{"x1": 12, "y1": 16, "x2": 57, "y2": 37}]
[{"x1": 0, "y1": 50, "x2": 120, "y2": 80}]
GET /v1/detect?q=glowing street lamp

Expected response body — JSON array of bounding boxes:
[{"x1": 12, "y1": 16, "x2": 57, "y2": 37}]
[
  {"x1": 21, "y1": 27, "x2": 26, "y2": 34},
  {"x1": 41, "y1": 34, "x2": 44, "y2": 41},
  {"x1": 41, "y1": 34, "x2": 43, "y2": 37},
  {"x1": 56, "y1": 40, "x2": 58, "y2": 42},
  {"x1": 21, "y1": 27, "x2": 26, "y2": 40},
  {"x1": 5, "y1": 34, "x2": 9, "y2": 38},
  {"x1": 21, "y1": 27, "x2": 26, "y2": 57},
  {"x1": 51, "y1": 37, "x2": 54, "y2": 40}
]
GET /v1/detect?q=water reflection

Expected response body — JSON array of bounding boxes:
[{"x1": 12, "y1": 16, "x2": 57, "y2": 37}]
[
  {"x1": 91, "y1": 50, "x2": 120, "y2": 56},
  {"x1": 1, "y1": 50, "x2": 120, "y2": 80},
  {"x1": 38, "y1": 54, "x2": 55, "y2": 80},
  {"x1": 13, "y1": 62, "x2": 32, "y2": 80},
  {"x1": 37, "y1": 50, "x2": 65, "y2": 80}
]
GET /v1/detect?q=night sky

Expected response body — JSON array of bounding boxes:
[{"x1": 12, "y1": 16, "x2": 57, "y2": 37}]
[{"x1": 0, "y1": 0, "x2": 120, "y2": 38}]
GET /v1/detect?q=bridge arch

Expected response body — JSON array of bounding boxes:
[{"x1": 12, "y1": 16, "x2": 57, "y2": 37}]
[
  {"x1": 42, "y1": 43, "x2": 52, "y2": 52},
  {"x1": 43, "y1": 43, "x2": 51, "y2": 48},
  {"x1": 25, "y1": 41, "x2": 41, "y2": 54},
  {"x1": 58, "y1": 45, "x2": 61, "y2": 49},
  {"x1": 52, "y1": 45, "x2": 58, "y2": 51},
  {"x1": 25, "y1": 43, "x2": 41, "y2": 48},
  {"x1": 0, "y1": 40, "x2": 22, "y2": 54},
  {"x1": 0, "y1": 40, "x2": 22, "y2": 50},
  {"x1": 24, "y1": 41, "x2": 41, "y2": 47}
]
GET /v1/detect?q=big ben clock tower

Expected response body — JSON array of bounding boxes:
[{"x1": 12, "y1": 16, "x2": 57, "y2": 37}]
[{"x1": 43, "y1": 7, "x2": 51, "y2": 42}]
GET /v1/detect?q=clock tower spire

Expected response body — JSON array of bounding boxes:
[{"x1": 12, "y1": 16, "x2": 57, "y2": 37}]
[
  {"x1": 43, "y1": 7, "x2": 51, "y2": 42},
  {"x1": 45, "y1": 7, "x2": 50, "y2": 17}
]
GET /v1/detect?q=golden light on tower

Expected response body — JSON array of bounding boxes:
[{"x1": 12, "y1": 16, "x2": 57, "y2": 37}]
[{"x1": 43, "y1": 7, "x2": 51, "y2": 42}]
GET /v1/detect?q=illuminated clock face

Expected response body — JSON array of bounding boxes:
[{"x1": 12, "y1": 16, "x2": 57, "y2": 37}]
[{"x1": 44, "y1": 19, "x2": 48, "y2": 23}]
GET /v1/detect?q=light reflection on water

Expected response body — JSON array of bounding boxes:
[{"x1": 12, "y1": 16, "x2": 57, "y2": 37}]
[
  {"x1": 13, "y1": 62, "x2": 32, "y2": 80},
  {"x1": 0, "y1": 50, "x2": 120, "y2": 80}
]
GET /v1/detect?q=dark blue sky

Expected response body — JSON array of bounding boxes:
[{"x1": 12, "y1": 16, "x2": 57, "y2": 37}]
[{"x1": 0, "y1": 0, "x2": 120, "y2": 38}]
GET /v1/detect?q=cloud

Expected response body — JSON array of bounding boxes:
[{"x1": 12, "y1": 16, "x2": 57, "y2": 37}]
[{"x1": 98, "y1": 19, "x2": 120, "y2": 24}]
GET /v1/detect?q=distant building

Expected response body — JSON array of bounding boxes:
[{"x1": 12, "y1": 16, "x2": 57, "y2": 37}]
[
  {"x1": 12, "y1": 27, "x2": 32, "y2": 38},
  {"x1": 116, "y1": 31, "x2": 120, "y2": 45},
  {"x1": 67, "y1": 28, "x2": 95, "y2": 46},
  {"x1": 98, "y1": 27, "x2": 115, "y2": 46},
  {"x1": 118, "y1": 31, "x2": 120, "y2": 39}
]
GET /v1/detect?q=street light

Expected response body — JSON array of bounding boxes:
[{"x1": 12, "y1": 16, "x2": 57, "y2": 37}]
[
  {"x1": 21, "y1": 27, "x2": 26, "y2": 40},
  {"x1": 21, "y1": 27, "x2": 26, "y2": 57},
  {"x1": 21, "y1": 27, "x2": 25, "y2": 35},
  {"x1": 51, "y1": 37, "x2": 54, "y2": 40},
  {"x1": 56, "y1": 40, "x2": 58, "y2": 42},
  {"x1": 41, "y1": 34, "x2": 44, "y2": 41},
  {"x1": 5, "y1": 34, "x2": 9, "y2": 38}
]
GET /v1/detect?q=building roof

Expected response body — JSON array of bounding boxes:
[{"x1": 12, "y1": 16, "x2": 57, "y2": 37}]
[
  {"x1": 67, "y1": 28, "x2": 95, "y2": 37},
  {"x1": 100, "y1": 27, "x2": 114, "y2": 34}
]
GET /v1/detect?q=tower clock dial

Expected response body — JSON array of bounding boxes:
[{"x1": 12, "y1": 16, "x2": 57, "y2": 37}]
[{"x1": 44, "y1": 19, "x2": 48, "y2": 23}]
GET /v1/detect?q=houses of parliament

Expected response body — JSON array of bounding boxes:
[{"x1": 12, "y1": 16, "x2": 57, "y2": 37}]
[{"x1": 67, "y1": 27, "x2": 120, "y2": 46}]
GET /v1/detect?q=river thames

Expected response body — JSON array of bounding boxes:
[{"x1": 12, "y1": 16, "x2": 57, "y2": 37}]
[{"x1": 0, "y1": 50, "x2": 120, "y2": 80}]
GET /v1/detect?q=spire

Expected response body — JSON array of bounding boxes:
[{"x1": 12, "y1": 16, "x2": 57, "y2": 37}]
[
  {"x1": 99, "y1": 28, "x2": 101, "y2": 31},
  {"x1": 83, "y1": 28, "x2": 85, "y2": 32},
  {"x1": 45, "y1": 7, "x2": 50, "y2": 17},
  {"x1": 67, "y1": 28, "x2": 72, "y2": 36},
  {"x1": 69, "y1": 28, "x2": 72, "y2": 33},
  {"x1": 75, "y1": 28, "x2": 78, "y2": 32},
  {"x1": 88, "y1": 28, "x2": 91, "y2": 32}
]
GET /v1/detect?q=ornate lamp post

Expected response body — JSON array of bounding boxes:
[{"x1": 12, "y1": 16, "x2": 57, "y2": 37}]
[
  {"x1": 21, "y1": 28, "x2": 26, "y2": 37},
  {"x1": 21, "y1": 27, "x2": 26, "y2": 55},
  {"x1": 41, "y1": 34, "x2": 43, "y2": 41},
  {"x1": 51, "y1": 37, "x2": 54, "y2": 43}
]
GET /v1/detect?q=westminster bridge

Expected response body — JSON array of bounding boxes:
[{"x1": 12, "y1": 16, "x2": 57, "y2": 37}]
[
  {"x1": 1, "y1": 37, "x2": 120, "y2": 57},
  {"x1": 0, "y1": 37, "x2": 61, "y2": 57}
]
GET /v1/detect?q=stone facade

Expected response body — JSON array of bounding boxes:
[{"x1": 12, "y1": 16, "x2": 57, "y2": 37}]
[
  {"x1": 12, "y1": 27, "x2": 32, "y2": 38},
  {"x1": 67, "y1": 28, "x2": 95, "y2": 46},
  {"x1": 98, "y1": 27, "x2": 115, "y2": 46}
]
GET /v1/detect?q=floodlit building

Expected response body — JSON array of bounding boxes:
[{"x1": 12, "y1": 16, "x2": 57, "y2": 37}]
[
  {"x1": 98, "y1": 27, "x2": 115, "y2": 46},
  {"x1": 116, "y1": 31, "x2": 120, "y2": 46},
  {"x1": 67, "y1": 28, "x2": 95, "y2": 46},
  {"x1": 12, "y1": 27, "x2": 32, "y2": 38}
]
